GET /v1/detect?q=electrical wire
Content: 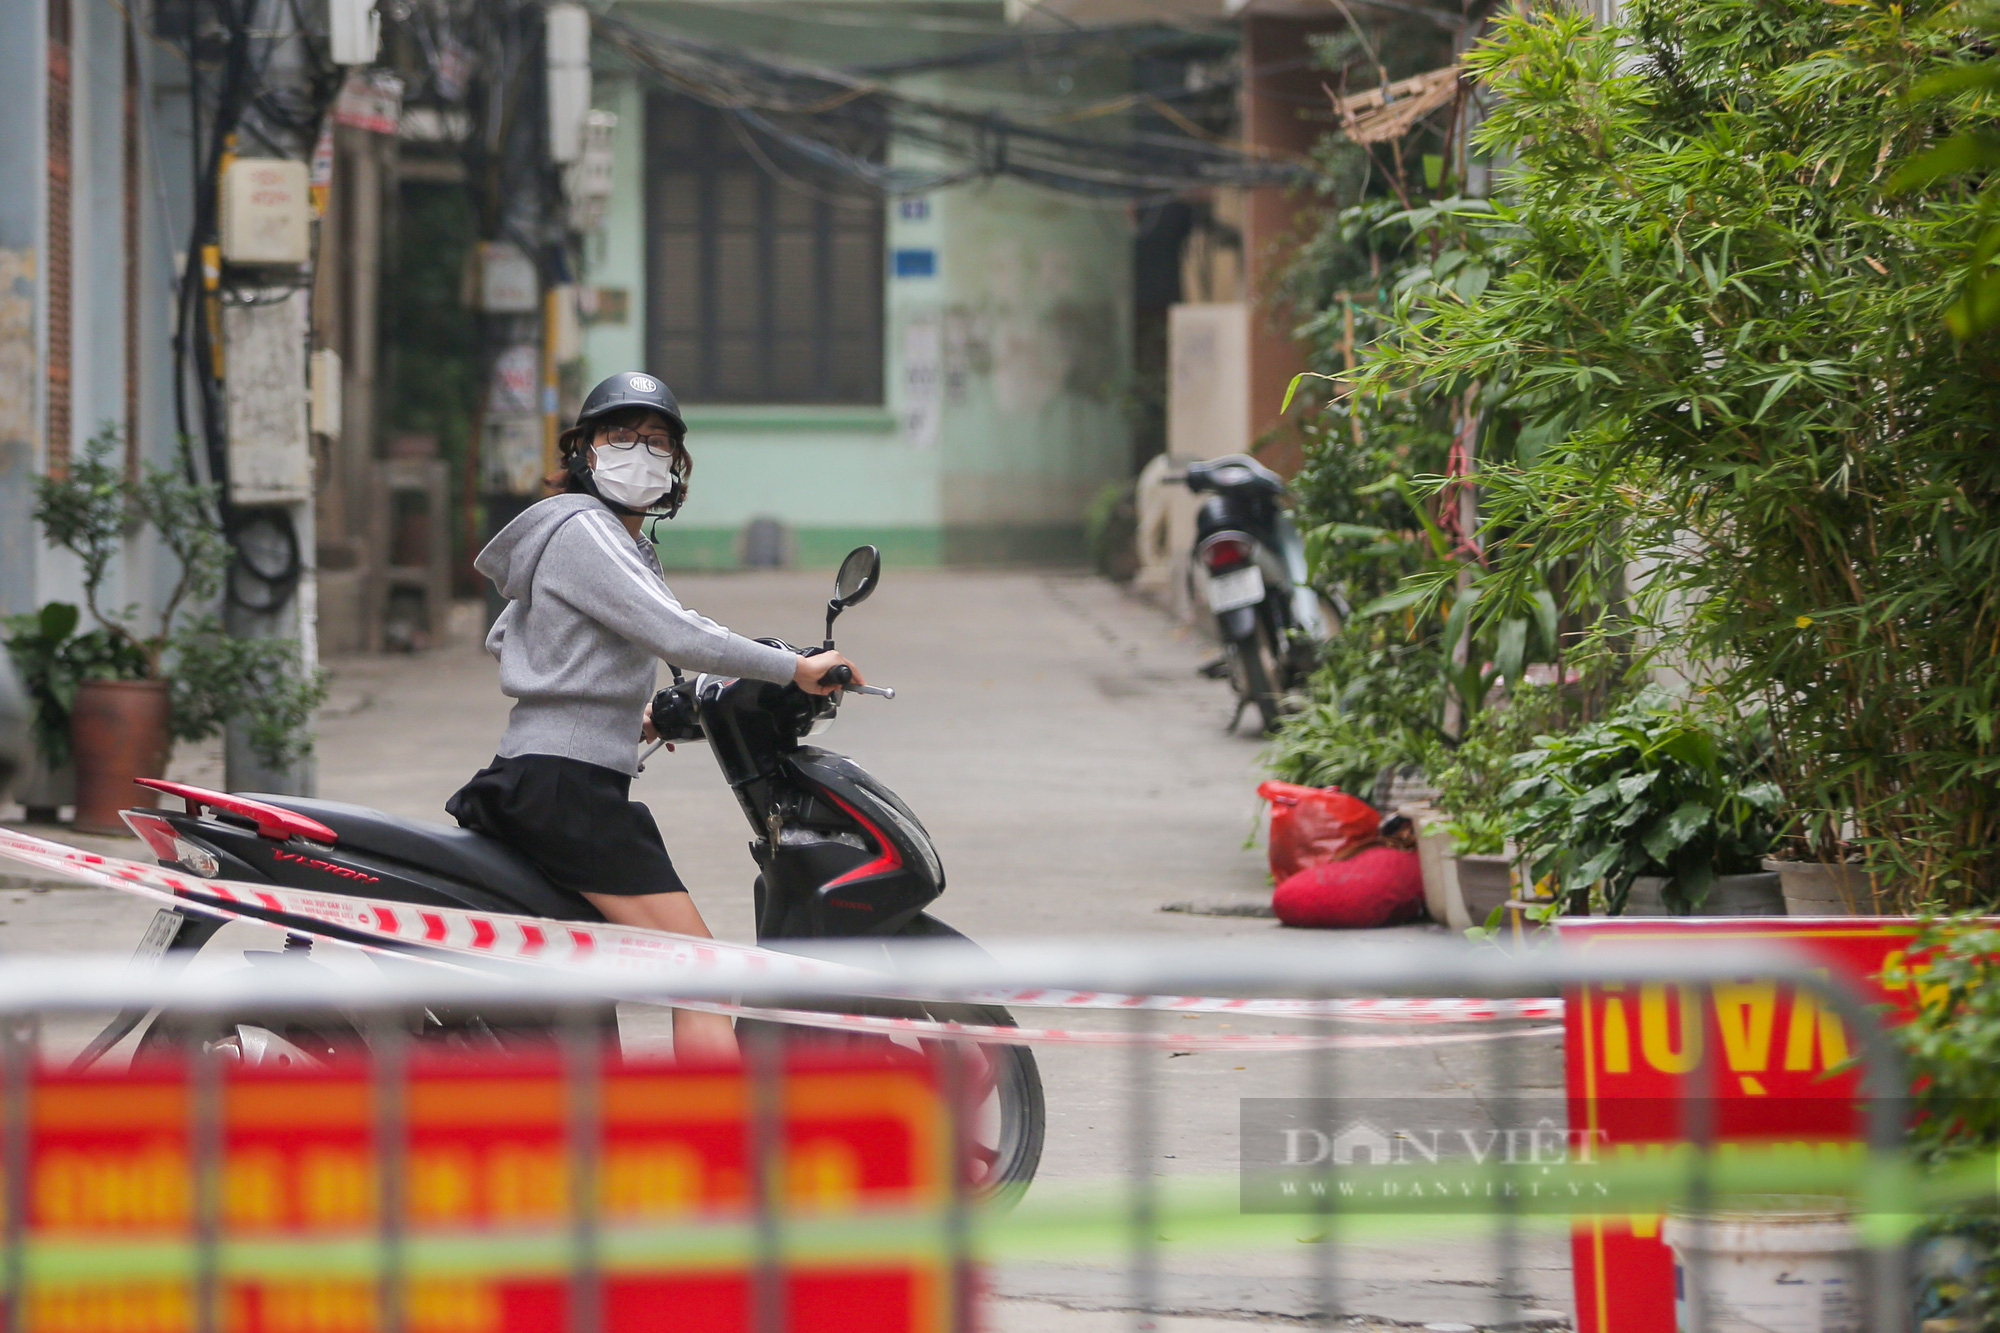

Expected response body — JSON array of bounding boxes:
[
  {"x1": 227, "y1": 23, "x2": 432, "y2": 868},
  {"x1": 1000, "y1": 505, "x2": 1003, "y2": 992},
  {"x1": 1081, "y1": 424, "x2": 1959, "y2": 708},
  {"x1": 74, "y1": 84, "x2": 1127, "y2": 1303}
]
[{"x1": 594, "y1": 13, "x2": 1313, "y2": 200}]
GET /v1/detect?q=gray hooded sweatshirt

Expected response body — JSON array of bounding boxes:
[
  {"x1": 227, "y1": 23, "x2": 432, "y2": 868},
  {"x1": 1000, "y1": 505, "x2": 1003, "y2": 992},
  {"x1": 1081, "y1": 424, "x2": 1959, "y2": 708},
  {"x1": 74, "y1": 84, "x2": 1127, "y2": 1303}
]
[{"x1": 476, "y1": 494, "x2": 798, "y2": 774}]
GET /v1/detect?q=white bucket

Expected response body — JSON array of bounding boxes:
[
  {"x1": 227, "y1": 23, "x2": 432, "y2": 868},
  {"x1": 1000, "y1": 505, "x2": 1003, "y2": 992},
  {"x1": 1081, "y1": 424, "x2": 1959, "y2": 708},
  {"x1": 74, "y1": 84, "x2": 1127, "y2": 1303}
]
[{"x1": 1662, "y1": 1197, "x2": 1863, "y2": 1333}]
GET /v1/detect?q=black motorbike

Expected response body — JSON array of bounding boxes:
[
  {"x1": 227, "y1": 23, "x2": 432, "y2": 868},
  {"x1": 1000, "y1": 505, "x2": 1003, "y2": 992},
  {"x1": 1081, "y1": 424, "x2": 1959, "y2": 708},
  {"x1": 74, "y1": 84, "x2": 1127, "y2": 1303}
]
[
  {"x1": 94, "y1": 546, "x2": 1045, "y2": 1197},
  {"x1": 1173, "y1": 454, "x2": 1334, "y2": 733}
]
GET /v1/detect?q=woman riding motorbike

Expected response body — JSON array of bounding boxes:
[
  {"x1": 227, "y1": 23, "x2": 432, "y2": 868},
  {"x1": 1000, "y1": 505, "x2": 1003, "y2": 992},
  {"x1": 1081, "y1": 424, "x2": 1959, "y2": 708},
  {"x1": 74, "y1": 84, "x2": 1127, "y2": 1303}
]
[{"x1": 445, "y1": 372, "x2": 863, "y2": 1060}]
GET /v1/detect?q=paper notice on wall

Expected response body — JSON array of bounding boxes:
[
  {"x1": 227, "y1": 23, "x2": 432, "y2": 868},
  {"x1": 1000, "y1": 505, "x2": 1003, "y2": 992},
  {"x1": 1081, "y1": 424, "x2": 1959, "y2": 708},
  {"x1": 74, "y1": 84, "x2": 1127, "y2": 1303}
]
[
  {"x1": 223, "y1": 291, "x2": 311, "y2": 505},
  {"x1": 483, "y1": 415, "x2": 546, "y2": 496},
  {"x1": 479, "y1": 242, "x2": 540, "y2": 314},
  {"x1": 900, "y1": 311, "x2": 942, "y2": 449},
  {"x1": 488, "y1": 344, "x2": 541, "y2": 415},
  {"x1": 332, "y1": 69, "x2": 403, "y2": 135}
]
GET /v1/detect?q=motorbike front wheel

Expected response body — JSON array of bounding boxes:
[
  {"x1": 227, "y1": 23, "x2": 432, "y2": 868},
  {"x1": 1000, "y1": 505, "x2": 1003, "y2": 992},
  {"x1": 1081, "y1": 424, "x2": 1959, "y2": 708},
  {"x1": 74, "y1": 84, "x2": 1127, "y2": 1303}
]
[{"x1": 739, "y1": 912, "x2": 1046, "y2": 1204}]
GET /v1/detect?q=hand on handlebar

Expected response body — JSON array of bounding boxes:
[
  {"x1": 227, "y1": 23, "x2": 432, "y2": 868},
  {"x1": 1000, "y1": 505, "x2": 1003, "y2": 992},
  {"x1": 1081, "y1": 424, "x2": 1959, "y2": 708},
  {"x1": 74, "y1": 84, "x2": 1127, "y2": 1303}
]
[
  {"x1": 640, "y1": 704, "x2": 674, "y2": 748},
  {"x1": 795, "y1": 651, "x2": 864, "y2": 696}
]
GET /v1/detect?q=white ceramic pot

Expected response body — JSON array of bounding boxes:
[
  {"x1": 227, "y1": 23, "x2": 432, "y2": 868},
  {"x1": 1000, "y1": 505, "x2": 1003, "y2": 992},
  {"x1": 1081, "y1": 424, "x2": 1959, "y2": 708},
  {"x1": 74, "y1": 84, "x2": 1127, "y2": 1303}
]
[{"x1": 1409, "y1": 807, "x2": 1462, "y2": 929}]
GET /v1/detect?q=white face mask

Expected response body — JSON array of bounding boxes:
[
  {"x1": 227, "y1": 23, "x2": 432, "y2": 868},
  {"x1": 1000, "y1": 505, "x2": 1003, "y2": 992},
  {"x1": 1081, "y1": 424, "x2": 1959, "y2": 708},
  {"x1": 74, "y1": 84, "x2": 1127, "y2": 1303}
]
[{"x1": 591, "y1": 446, "x2": 679, "y2": 510}]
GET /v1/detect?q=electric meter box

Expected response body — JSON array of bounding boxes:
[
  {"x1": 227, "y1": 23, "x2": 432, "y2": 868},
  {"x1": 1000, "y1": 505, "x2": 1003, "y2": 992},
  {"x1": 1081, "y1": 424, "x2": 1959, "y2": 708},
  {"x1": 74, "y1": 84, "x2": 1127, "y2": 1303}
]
[{"x1": 219, "y1": 158, "x2": 311, "y2": 266}]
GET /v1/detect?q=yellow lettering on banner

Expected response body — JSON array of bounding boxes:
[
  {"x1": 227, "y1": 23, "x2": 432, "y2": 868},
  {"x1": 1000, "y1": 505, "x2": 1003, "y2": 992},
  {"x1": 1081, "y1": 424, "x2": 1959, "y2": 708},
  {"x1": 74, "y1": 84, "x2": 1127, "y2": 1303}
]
[
  {"x1": 262, "y1": 1279, "x2": 372, "y2": 1333},
  {"x1": 1600, "y1": 992, "x2": 1632, "y2": 1075},
  {"x1": 225, "y1": 1148, "x2": 289, "y2": 1228},
  {"x1": 488, "y1": 1145, "x2": 566, "y2": 1221},
  {"x1": 1712, "y1": 982, "x2": 1778, "y2": 1073},
  {"x1": 1883, "y1": 949, "x2": 1951, "y2": 1013},
  {"x1": 603, "y1": 1143, "x2": 702, "y2": 1217},
  {"x1": 297, "y1": 1148, "x2": 372, "y2": 1227},
  {"x1": 1639, "y1": 984, "x2": 1703, "y2": 1075},
  {"x1": 410, "y1": 1148, "x2": 478, "y2": 1223},
  {"x1": 787, "y1": 1139, "x2": 862, "y2": 1209},
  {"x1": 1783, "y1": 989, "x2": 1851, "y2": 1072},
  {"x1": 407, "y1": 1279, "x2": 503, "y2": 1333},
  {"x1": 36, "y1": 1145, "x2": 191, "y2": 1228},
  {"x1": 26, "y1": 1280, "x2": 192, "y2": 1333}
]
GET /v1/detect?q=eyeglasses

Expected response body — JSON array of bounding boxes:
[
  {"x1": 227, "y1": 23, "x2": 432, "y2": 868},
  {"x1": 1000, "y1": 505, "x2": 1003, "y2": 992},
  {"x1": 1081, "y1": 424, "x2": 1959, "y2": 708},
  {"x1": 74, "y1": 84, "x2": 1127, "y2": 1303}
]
[{"x1": 600, "y1": 426, "x2": 678, "y2": 459}]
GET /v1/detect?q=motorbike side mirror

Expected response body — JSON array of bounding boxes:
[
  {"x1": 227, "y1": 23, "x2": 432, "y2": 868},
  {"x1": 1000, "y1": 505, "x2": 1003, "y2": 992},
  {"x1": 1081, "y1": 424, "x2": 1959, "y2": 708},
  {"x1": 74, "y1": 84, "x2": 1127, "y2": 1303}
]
[{"x1": 825, "y1": 545, "x2": 881, "y2": 645}]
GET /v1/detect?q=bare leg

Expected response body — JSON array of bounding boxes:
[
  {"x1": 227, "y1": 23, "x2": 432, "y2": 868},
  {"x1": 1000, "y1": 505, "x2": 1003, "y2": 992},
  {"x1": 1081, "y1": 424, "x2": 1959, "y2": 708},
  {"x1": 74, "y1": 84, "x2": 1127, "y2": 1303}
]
[{"x1": 582, "y1": 890, "x2": 740, "y2": 1062}]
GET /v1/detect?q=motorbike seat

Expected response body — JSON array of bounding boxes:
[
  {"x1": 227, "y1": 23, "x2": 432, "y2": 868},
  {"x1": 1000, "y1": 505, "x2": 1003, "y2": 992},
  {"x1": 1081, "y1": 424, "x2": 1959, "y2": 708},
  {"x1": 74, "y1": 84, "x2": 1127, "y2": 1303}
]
[
  {"x1": 241, "y1": 795, "x2": 603, "y2": 923},
  {"x1": 1185, "y1": 454, "x2": 1284, "y2": 497}
]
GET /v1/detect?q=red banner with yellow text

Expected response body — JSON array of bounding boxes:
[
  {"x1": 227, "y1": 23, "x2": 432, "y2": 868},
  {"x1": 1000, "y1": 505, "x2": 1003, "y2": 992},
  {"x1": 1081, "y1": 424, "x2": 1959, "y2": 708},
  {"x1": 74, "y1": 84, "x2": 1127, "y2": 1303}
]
[
  {"x1": 11, "y1": 1051, "x2": 954, "y2": 1333},
  {"x1": 1560, "y1": 917, "x2": 1926, "y2": 1333}
]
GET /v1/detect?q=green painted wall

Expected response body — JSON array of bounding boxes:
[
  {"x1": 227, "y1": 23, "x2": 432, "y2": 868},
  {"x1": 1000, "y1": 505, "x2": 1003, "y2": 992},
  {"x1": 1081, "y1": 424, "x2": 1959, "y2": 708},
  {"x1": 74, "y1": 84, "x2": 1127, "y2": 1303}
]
[{"x1": 586, "y1": 3, "x2": 1133, "y2": 570}]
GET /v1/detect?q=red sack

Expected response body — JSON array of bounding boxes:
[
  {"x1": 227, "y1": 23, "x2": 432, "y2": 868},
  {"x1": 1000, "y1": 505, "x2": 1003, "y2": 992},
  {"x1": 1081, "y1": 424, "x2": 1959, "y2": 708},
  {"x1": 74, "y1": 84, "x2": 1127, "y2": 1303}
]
[
  {"x1": 1272, "y1": 846, "x2": 1427, "y2": 929},
  {"x1": 1256, "y1": 781, "x2": 1380, "y2": 883}
]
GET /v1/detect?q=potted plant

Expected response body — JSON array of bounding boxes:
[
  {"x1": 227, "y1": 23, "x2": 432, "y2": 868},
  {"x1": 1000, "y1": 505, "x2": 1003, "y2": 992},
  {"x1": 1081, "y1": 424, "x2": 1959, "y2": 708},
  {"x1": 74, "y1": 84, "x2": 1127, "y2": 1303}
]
[
  {"x1": 1501, "y1": 693, "x2": 1784, "y2": 916},
  {"x1": 3, "y1": 428, "x2": 326, "y2": 832}
]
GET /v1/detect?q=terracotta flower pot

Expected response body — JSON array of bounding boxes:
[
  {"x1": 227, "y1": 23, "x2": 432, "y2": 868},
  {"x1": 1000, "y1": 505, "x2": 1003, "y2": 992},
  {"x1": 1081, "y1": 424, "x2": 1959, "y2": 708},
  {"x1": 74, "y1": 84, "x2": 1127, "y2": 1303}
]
[
  {"x1": 1762, "y1": 858, "x2": 1885, "y2": 916},
  {"x1": 69, "y1": 679, "x2": 171, "y2": 835}
]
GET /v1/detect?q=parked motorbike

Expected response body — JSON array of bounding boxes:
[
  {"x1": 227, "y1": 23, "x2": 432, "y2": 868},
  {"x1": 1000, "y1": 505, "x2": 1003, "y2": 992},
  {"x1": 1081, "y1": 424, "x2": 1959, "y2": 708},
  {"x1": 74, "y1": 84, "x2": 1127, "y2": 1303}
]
[
  {"x1": 91, "y1": 545, "x2": 1045, "y2": 1197},
  {"x1": 1172, "y1": 455, "x2": 1334, "y2": 732}
]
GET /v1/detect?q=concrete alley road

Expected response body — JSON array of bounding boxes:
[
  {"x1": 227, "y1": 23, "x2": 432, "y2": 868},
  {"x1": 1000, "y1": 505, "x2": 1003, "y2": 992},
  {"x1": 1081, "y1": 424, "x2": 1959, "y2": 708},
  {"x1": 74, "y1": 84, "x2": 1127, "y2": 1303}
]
[{"x1": 2, "y1": 568, "x2": 1570, "y2": 1329}]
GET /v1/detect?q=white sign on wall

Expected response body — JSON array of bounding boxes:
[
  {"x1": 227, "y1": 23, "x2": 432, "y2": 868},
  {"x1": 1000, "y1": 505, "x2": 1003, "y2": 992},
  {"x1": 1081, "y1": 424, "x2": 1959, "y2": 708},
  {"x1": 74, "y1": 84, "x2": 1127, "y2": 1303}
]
[
  {"x1": 900, "y1": 311, "x2": 942, "y2": 450},
  {"x1": 478, "y1": 242, "x2": 540, "y2": 314},
  {"x1": 224, "y1": 291, "x2": 311, "y2": 504},
  {"x1": 219, "y1": 159, "x2": 310, "y2": 266}
]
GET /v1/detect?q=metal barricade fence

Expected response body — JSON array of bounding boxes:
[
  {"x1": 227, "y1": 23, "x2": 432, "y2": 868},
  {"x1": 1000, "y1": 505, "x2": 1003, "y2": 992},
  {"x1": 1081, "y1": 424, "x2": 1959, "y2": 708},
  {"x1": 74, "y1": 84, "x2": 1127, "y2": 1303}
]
[{"x1": 0, "y1": 935, "x2": 1926, "y2": 1333}]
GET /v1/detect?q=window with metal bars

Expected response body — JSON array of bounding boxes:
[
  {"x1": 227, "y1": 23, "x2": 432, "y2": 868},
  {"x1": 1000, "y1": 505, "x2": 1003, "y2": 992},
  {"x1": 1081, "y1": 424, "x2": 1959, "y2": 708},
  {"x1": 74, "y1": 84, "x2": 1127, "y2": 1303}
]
[{"x1": 644, "y1": 94, "x2": 886, "y2": 406}]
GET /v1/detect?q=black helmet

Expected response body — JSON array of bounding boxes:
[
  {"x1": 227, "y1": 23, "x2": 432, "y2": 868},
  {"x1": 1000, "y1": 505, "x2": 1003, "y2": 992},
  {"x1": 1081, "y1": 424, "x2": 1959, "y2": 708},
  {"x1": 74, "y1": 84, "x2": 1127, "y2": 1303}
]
[{"x1": 576, "y1": 371, "x2": 685, "y2": 436}]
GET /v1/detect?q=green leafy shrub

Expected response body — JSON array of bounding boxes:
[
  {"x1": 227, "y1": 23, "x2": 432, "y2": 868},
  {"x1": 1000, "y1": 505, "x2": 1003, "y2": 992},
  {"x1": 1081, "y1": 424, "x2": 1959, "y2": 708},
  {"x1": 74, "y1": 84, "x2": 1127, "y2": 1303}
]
[
  {"x1": 1263, "y1": 633, "x2": 1448, "y2": 797},
  {"x1": 2, "y1": 427, "x2": 325, "y2": 768},
  {"x1": 1347, "y1": 0, "x2": 2000, "y2": 907},
  {"x1": 1891, "y1": 918, "x2": 2000, "y2": 1330},
  {"x1": 1431, "y1": 679, "x2": 1592, "y2": 855},
  {"x1": 1502, "y1": 694, "x2": 1781, "y2": 914}
]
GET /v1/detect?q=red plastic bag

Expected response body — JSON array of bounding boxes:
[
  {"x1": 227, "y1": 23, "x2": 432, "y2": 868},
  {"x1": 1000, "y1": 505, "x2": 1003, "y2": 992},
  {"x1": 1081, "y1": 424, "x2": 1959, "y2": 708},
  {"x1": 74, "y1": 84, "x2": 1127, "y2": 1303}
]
[
  {"x1": 1256, "y1": 780, "x2": 1380, "y2": 883},
  {"x1": 1273, "y1": 847, "x2": 1426, "y2": 929}
]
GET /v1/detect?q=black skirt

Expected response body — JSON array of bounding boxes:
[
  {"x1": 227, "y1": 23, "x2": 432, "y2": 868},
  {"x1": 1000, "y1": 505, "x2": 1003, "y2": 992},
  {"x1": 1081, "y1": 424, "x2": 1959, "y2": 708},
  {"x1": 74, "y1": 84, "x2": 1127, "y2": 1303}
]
[{"x1": 446, "y1": 753, "x2": 689, "y2": 899}]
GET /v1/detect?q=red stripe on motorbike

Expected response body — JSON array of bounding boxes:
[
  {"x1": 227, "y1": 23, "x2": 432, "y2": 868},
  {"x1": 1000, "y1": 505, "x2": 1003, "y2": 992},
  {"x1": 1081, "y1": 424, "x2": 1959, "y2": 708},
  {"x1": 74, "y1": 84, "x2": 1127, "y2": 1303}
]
[
  {"x1": 470, "y1": 918, "x2": 497, "y2": 950},
  {"x1": 421, "y1": 912, "x2": 448, "y2": 942},
  {"x1": 816, "y1": 790, "x2": 904, "y2": 890},
  {"x1": 372, "y1": 907, "x2": 398, "y2": 934},
  {"x1": 569, "y1": 929, "x2": 594, "y2": 956},
  {"x1": 256, "y1": 892, "x2": 283, "y2": 913},
  {"x1": 518, "y1": 923, "x2": 545, "y2": 956}
]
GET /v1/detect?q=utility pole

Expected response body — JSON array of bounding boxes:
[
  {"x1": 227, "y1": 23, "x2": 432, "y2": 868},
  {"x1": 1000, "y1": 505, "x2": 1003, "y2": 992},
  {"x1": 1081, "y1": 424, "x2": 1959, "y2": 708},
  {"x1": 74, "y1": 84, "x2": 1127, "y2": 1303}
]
[
  {"x1": 214, "y1": 0, "x2": 321, "y2": 794},
  {"x1": 207, "y1": 0, "x2": 363, "y2": 793}
]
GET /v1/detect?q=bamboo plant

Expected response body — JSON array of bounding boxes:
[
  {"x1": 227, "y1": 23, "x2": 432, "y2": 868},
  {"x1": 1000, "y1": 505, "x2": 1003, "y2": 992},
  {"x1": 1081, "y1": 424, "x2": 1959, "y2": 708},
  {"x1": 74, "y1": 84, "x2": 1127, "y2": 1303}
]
[{"x1": 1344, "y1": 0, "x2": 2000, "y2": 908}]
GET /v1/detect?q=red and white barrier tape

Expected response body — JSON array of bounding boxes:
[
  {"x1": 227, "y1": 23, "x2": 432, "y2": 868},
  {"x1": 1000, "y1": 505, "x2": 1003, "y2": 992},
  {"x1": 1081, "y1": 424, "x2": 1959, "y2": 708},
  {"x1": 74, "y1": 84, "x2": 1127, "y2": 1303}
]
[
  {"x1": 0, "y1": 828, "x2": 1565, "y2": 1039},
  {"x1": 676, "y1": 1000, "x2": 1563, "y2": 1051}
]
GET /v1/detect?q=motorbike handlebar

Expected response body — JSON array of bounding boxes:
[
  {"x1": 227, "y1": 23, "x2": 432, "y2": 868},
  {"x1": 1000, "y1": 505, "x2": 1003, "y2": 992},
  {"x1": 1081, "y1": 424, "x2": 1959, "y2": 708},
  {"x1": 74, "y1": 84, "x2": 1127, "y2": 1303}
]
[{"x1": 819, "y1": 662, "x2": 895, "y2": 700}]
